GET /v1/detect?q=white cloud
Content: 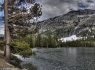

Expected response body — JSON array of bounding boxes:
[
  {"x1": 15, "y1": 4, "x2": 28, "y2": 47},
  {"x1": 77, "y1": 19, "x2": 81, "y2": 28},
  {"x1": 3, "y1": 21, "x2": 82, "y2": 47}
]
[
  {"x1": 0, "y1": 24, "x2": 4, "y2": 34},
  {"x1": 0, "y1": 10, "x2": 4, "y2": 17}
]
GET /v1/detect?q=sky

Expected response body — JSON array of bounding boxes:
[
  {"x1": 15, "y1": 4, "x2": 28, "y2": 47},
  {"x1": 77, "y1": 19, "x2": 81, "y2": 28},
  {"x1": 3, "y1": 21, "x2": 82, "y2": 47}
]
[{"x1": 0, "y1": 0, "x2": 95, "y2": 34}]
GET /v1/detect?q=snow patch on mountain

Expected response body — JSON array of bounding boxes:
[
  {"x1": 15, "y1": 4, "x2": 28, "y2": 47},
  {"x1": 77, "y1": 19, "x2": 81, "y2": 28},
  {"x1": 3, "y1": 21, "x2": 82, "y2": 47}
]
[{"x1": 59, "y1": 35, "x2": 82, "y2": 42}]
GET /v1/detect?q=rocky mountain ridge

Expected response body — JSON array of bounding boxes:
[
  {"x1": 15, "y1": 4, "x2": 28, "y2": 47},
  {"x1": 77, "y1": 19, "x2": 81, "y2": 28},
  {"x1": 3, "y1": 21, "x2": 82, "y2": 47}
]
[{"x1": 39, "y1": 9, "x2": 95, "y2": 38}]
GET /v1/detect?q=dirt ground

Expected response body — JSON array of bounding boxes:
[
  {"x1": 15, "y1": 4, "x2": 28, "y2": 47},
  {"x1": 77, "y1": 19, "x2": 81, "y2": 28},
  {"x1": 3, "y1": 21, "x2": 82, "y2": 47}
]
[{"x1": 0, "y1": 50, "x2": 26, "y2": 70}]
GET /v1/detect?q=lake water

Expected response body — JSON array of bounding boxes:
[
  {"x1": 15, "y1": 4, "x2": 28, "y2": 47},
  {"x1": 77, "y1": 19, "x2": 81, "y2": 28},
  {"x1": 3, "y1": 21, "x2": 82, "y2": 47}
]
[{"x1": 21, "y1": 47, "x2": 95, "y2": 70}]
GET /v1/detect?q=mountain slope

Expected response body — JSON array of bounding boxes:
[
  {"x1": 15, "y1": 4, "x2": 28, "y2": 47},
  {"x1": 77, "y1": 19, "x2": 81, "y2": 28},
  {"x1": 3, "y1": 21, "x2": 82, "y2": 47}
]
[{"x1": 39, "y1": 9, "x2": 95, "y2": 38}]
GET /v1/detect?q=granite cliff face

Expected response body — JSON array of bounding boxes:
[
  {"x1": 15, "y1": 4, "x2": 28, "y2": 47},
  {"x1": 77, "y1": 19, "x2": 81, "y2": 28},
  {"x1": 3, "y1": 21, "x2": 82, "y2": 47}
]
[{"x1": 39, "y1": 9, "x2": 95, "y2": 37}]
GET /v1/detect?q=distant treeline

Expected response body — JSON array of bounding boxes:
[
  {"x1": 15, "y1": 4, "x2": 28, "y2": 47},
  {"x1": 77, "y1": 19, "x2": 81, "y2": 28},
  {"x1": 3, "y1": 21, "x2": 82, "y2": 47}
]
[
  {"x1": 24, "y1": 34, "x2": 95, "y2": 48},
  {"x1": 0, "y1": 34, "x2": 95, "y2": 49}
]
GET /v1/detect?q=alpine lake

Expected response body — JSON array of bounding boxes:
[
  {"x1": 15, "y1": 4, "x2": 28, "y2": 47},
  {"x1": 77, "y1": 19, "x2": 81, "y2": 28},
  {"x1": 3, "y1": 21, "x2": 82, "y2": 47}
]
[{"x1": 19, "y1": 47, "x2": 95, "y2": 70}]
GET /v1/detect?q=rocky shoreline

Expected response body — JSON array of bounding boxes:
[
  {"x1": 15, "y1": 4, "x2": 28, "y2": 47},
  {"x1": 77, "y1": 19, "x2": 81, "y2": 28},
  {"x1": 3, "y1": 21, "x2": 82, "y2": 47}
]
[{"x1": 0, "y1": 50, "x2": 27, "y2": 70}]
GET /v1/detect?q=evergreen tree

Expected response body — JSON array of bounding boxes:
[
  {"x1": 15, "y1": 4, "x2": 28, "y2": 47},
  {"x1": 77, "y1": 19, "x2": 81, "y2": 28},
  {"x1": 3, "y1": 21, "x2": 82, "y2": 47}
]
[
  {"x1": 31, "y1": 35, "x2": 36, "y2": 48},
  {"x1": 47, "y1": 35, "x2": 56, "y2": 47},
  {"x1": 43, "y1": 37, "x2": 48, "y2": 47},
  {"x1": 4, "y1": 0, "x2": 42, "y2": 63},
  {"x1": 51, "y1": 36, "x2": 56, "y2": 48},
  {"x1": 36, "y1": 34, "x2": 42, "y2": 47}
]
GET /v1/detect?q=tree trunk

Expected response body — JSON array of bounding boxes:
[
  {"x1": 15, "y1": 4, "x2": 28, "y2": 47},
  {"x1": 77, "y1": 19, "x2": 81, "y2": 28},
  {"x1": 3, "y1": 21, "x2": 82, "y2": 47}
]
[
  {"x1": 4, "y1": 46, "x2": 6, "y2": 56},
  {"x1": 4, "y1": 31, "x2": 6, "y2": 56},
  {"x1": 4, "y1": 0, "x2": 11, "y2": 63}
]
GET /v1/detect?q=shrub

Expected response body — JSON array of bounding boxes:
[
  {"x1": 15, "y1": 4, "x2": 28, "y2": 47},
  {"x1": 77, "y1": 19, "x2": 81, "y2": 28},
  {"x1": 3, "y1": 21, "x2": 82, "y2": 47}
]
[{"x1": 9, "y1": 41, "x2": 35, "y2": 57}]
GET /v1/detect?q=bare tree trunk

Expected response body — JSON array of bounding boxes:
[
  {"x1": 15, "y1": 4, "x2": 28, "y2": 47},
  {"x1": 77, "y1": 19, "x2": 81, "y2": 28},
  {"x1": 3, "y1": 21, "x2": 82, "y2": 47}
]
[
  {"x1": 4, "y1": 33, "x2": 6, "y2": 56},
  {"x1": 4, "y1": 46, "x2": 6, "y2": 56},
  {"x1": 4, "y1": 0, "x2": 11, "y2": 63}
]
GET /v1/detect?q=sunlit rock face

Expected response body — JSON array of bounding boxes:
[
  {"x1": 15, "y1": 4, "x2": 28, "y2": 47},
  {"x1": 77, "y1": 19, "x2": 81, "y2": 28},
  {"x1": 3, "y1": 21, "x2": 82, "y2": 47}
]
[{"x1": 39, "y1": 9, "x2": 95, "y2": 37}]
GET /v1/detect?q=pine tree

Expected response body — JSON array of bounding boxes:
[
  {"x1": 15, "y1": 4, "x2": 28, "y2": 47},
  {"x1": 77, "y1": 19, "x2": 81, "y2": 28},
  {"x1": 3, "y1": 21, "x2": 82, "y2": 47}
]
[
  {"x1": 47, "y1": 35, "x2": 56, "y2": 47},
  {"x1": 4, "y1": 0, "x2": 42, "y2": 63},
  {"x1": 36, "y1": 34, "x2": 42, "y2": 47},
  {"x1": 40, "y1": 36, "x2": 44, "y2": 47}
]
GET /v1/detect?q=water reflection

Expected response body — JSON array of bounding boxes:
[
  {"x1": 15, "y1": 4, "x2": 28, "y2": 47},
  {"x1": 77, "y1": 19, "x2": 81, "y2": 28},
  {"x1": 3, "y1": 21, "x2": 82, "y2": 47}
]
[
  {"x1": 67, "y1": 48, "x2": 77, "y2": 66},
  {"x1": 21, "y1": 47, "x2": 95, "y2": 70}
]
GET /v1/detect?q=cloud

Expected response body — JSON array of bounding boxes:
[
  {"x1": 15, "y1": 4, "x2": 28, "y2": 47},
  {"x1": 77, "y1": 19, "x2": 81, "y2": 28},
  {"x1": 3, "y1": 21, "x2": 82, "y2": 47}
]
[
  {"x1": 0, "y1": 0, "x2": 95, "y2": 21},
  {"x1": 36, "y1": 0, "x2": 95, "y2": 20},
  {"x1": 0, "y1": 24, "x2": 4, "y2": 34},
  {"x1": 0, "y1": 10, "x2": 4, "y2": 17}
]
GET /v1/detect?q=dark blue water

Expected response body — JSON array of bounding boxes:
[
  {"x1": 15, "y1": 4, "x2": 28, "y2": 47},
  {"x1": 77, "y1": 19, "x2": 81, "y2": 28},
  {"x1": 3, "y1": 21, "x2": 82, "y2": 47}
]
[{"x1": 21, "y1": 47, "x2": 95, "y2": 70}]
